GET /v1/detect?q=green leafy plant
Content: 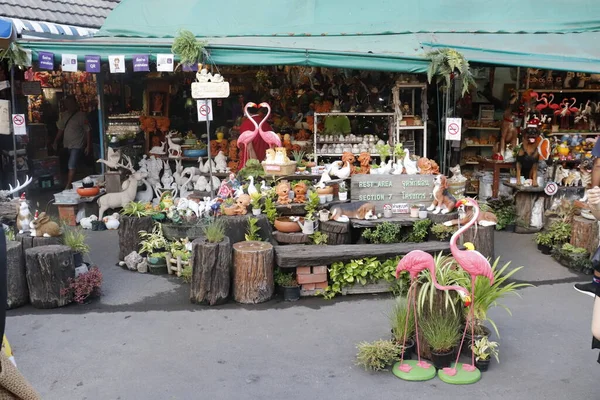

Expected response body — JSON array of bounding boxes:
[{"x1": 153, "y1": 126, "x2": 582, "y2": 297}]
[
  {"x1": 394, "y1": 143, "x2": 406, "y2": 159},
  {"x1": 180, "y1": 265, "x2": 192, "y2": 283},
  {"x1": 420, "y1": 311, "x2": 461, "y2": 353},
  {"x1": 238, "y1": 159, "x2": 266, "y2": 181},
  {"x1": 250, "y1": 192, "x2": 262, "y2": 210},
  {"x1": 263, "y1": 196, "x2": 278, "y2": 224},
  {"x1": 274, "y1": 269, "x2": 298, "y2": 287},
  {"x1": 338, "y1": 182, "x2": 348, "y2": 193},
  {"x1": 431, "y1": 223, "x2": 456, "y2": 241},
  {"x1": 390, "y1": 296, "x2": 415, "y2": 343},
  {"x1": 471, "y1": 337, "x2": 499, "y2": 363},
  {"x1": 0, "y1": 42, "x2": 28, "y2": 70},
  {"x1": 355, "y1": 340, "x2": 403, "y2": 372},
  {"x1": 375, "y1": 143, "x2": 391, "y2": 163},
  {"x1": 547, "y1": 221, "x2": 571, "y2": 245},
  {"x1": 291, "y1": 150, "x2": 306, "y2": 163},
  {"x1": 304, "y1": 191, "x2": 320, "y2": 221},
  {"x1": 560, "y1": 243, "x2": 588, "y2": 254},
  {"x1": 310, "y1": 231, "x2": 328, "y2": 245},
  {"x1": 121, "y1": 201, "x2": 153, "y2": 217},
  {"x1": 534, "y1": 231, "x2": 553, "y2": 247},
  {"x1": 168, "y1": 238, "x2": 191, "y2": 261},
  {"x1": 4, "y1": 228, "x2": 15, "y2": 242},
  {"x1": 404, "y1": 219, "x2": 432, "y2": 243},
  {"x1": 486, "y1": 197, "x2": 517, "y2": 231},
  {"x1": 171, "y1": 29, "x2": 206, "y2": 67},
  {"x1": 362, "y1": 222, "x2": 401, "y2": 244},
  {"x1": 139, "y1": 224, "x2": 168, "y2": 255},
  {"x1": 245, "y1": 217, "x2": 262, "y2": 241},
  {"x1": 61, "y1": 225, "x2": 90, "y2": 254},
  {"x1": 425, "y1": 48, "x2": 476, "y2": 96},
  {"x1": 416, "y1": 253, "x2": 469, "y2": 315},
  {"x1": 202, "y1": 217, "x2": 226, "y2": 243}
]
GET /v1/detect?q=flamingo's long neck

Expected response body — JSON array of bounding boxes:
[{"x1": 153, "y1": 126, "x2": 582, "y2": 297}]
[
  {"x1": 426, "y1": 263, "x2": 468, "y2": 297},
  {"x1": 450, "y1": 200, "x2": 479, "y2": 258},
  {"x1": 244, "y1": 103, "x2": 259, "y2": 131},
  {"x1": 548, "y1": 94, "x2": 554, "y2": 105},
  {"x1": 258, "y1": 104, "x2": 271, "y2": 132}
]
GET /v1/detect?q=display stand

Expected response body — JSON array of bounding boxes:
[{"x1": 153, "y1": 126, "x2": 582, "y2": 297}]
[
  {"x1": 479, "y1": 159, "x2": 514, "y2": 198},
  {"x1": 392, "y1": 361, "x2": 436, "y2": 381},
  {"x1": 503, "y1": 182, "x2": 546, "y2": 232},
  {"x1": 438, "y1": 364, "x2": 481, "y2": 384}
]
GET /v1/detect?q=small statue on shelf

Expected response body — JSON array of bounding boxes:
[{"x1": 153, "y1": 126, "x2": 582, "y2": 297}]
[
  {"x1": 357, "y1": 152, "x2": 371, "y2": 174},
  {"x1": 276, "y1": 181, "x2": 292, "y2": 205},
  {"x1": 214, "y1": 151, "x2": 228, "y2": 173},
  {"x1": 293, "y1": 182, "x2": 308, "y2": 204}
]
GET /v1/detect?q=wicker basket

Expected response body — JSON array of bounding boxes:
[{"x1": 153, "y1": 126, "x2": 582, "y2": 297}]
[{"x1": 262, "y1": 161, "x2": 297, "y2": 176}]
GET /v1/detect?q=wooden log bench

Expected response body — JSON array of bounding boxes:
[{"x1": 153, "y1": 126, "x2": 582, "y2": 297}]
[
  {"x1": 25, "y1": 245, "x2": 75, "y2": 309},
  {"x1": 6, "y1": 240, "x2": 28, "y2": 309},
  {"x1": 274, "y1": 241, "x2": 452, "y2": 269},
  {"x1": 272, "y1": 231, "x2": 310, "y2": 245}
]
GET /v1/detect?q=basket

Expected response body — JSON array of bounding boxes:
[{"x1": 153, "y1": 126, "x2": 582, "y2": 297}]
[
  {"x1": 262, "y1": 161, "x2": 297, "y2": 176},
  {"x1": 447, "y1": 181, "x2": 466, "y2": 199}
]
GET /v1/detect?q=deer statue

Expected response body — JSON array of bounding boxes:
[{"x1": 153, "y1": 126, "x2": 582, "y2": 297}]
[
  {"x1": 0, "y1": 176, "x2": 33, "y2": 202},
  {"x1": 98, "y1": 161, "x2": 147, "y2": 219},
  {"x1": 166, "y1": 131, "x2": 182, "y2": 158}
]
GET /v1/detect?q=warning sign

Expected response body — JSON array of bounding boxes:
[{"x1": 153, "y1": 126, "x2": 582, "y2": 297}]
[
  {"x1": 445, "y1": 117, "x2": 462, "y2": 141},
  {"x1": 197, "y1": 100, "x2": 213, "y2": 122},
  {"x1": 12, "y1": 114, "x2": 26, "y2": 136}
]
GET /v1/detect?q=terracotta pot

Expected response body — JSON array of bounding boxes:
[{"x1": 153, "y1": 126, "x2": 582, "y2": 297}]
[
  {"x1": 316, "y1": 186, "x2": 334, "y2": 195},
  {"x1": 274, "y1": 217, "x2": 302, "y2": 233},
  {"x1": 222, "y1": 206, "x2": 237, "y2": 216},
  {"x1": 76, "y1": 186, "x2": 100, "y2": 197}
]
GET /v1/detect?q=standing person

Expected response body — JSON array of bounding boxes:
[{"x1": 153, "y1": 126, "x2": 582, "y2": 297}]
[{"x1": 53, "y1": 96, "x2": 91, "y2": 190}]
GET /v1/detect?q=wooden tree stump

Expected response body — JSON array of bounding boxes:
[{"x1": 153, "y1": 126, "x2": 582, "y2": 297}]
[
  {"x1": 222, "y1": 214, "x2": 272, "y2": 245},
  {"x1": 6, "y1": 241, "x2": 28, "y2": 309},
  {"x1": 428, "y1": 211, "x2": 458, "y2": 225},
  {"x1": 272, "y1": 231, "x2": 310, "y2": 244},
  {"x1": 190, "y1": 236, "x2": 231, "y2": 306},
  {"x1": 320, "y1": 220, "x2": 351, "y2": 245},
  {"x1": 16, "y1": 233, "x2": 61, "y2": 263},
  {"x1": 462, "y1": 224, "x2": 495, "y2": 260},
  {"x1": 25, "y1": 245, "x2": 74, "y2": 309},
  {"x1": 514, "y1": 190, "x2": 546, "y2": 232},
  {"x1": 118, "y1": 216, "x2": 154, "y2": 261},
  {"x1": 571, "y1": 216, "x2": 600, "y2": 254},
  {"x1": 0, "y1": 199, "x2": 18, "y2": 226},
  {"x1": 233, "y1": 241, "x2": 274, "y2": 304}
]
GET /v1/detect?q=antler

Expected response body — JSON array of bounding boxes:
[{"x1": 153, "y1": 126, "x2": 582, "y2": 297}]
[
  {"x1": 114, "y1": 155, "x2": 135, "y2": 173},
  {"x1": 7, "y1": 176, "x2": 33, "y2": 196}
]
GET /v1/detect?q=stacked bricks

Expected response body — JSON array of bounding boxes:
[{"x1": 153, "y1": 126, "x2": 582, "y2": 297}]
[{"x1": 297, "y1": 266, "x2": 328, "y2": 296}]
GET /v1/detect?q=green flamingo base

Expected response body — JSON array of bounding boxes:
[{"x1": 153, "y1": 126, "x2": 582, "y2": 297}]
[
  {"x1": 392, "y1": 360, "x2": 437, "y2": 381},
  {"x1": 437, "y1": 363, "x2": 481, "y2": 384}
]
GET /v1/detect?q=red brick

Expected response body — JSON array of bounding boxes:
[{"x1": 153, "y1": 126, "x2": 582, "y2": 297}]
[
  {"x1": 296, "y1": 266, "x2": 311, "y2": 275},
  {"x1": 302, "y1": 283, "x2": 316, "y2": 290},
  {"x1": 297, "y1": 273, "x2": 327, "y2": 284},
  {"x1": 314, "y1": 281, "x2": 329, "y2": 289},
  {"x1": 312, "y1": 266, "x2": 327, "y2": 274}
]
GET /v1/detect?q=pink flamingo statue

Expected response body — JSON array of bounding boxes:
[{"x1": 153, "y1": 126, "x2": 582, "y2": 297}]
[
  {"x1": 257, "y1": 102, "x2": 282, "y2": 148},
  {"x1": 546, "y1": 94, "x2": 560, "y2": 111},
  {"x1": 568, "y1": 97, "x2": 579, "y2": 114},
  {"x1": 535, "y1": 94, "x2": 548, "y2": 111},
  {"x1": 440, "y1": 197, "x2": 494, "y2": 378},
  {"x1": 394, "y1": 251, "x2": 471, "y2": 378},
  {"x1": 237, "y1": 102, "x2": 260, "y2": 167}
]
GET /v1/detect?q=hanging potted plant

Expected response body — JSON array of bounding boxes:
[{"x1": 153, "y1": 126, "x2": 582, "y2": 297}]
[
  {"x1": 338, "y1": 182, "x2": 348, "y2": 201},
  {"x1": 471, "y1": 337, "x2": 499, "y2": 372},
  {"x1": 171, "y1": 29, "x2": 206, "y2": 70},
  {"x1": 425, "y1": 48, "x2": 476, "y2": 96},
  {"x1": 420, "y1": 311, "x2": 461, "y2": 369},
  {"x1": 61, "y1": 225, "x2": 90, "y2": 267},
  {"x1": 389, "y1": 296, "x2": 415, "y2": 359},
  {"x1": 250, "y1": 192, "x2": 262, "y2": 216},
  {"x1": 274, "y1": 269, "x2": 300, "y2": 301},
  {"x1": 534, "y1": 231, "x2": 553, "y2": 254}
]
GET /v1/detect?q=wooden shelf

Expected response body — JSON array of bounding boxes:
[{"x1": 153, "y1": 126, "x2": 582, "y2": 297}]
[
  {"x1": 518, "y1": 88, "x2": 600, "y2": 93},
  {"x1": 314, "y1": 112, "x2": 394, "y2": 117},
  {"x1": 463, "y1": 144, "x2": 494, "y2": 148},
  {"x1": 398, "y1": 125, "x2": 425, "y2": 130},
  {"x1": 466, "y1": 126, "x2": 500, "y2": 131},
  {"x1": 549, "y1": 132, "x2": 600, "y2": 136}
]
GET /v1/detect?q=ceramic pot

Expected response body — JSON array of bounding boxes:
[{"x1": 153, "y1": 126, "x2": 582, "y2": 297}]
[
  {"x1": 339, "y1": 192, "x2": 348, "y2": 201},
  {"x1": 274, "y1": 217, "x2": 303, "y2": 233},
  {"x1": 410, "y1": 207, "x2": 420, "y2": 218},
  {"x1": 384, "y1": 209, "x2": 393, "y2": 218},
  {"x1": 77, "y1": 187, "x2": 100, "y2": 197},
  {"x1": 475, "y1": 359, "x2": 490, "y2": 372},
  {"x1": 316, "y1": 186, "x2": 334, "y2": 195},
  {"x1": 418, "y1": 210, "x2": 428, "y2": 219},
  {"x1": 223, "y1": 206, "x2": 237, "y2": 216},
  {"x1": 326, "y1": 194, "x2": 333, "y2": 202},
  {"x1": 297, "y1": 166, "x2": 306, "y2": 172},
  {"x1": 319, "y1": 210, "x2": 330, "y2": 222},
  {"x1": 319, "y1": 195, "x2": 327, "y2": 204},
  {"x1": 252, "y1": 208, "x2": 261, "y2": 216}
]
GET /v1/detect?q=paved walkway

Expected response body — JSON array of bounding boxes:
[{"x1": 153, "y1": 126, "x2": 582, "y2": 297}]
[{"x1": 6, "y1": 231, "x2": 597, "y2": 399}]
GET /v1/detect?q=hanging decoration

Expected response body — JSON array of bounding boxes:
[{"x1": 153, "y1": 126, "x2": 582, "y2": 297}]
[
  {"x1": 61, "y1": 54, "x2": 78, "y2": 72},
  {"x1": 133, "y1": 54, "x2": 150, "y2": 72},
  {"x1": 425, "y1": 49, "x2": 476, "y2": 96},
  {"x1": 108, "y1": 55, "x2": 126, "y2": 73},
  {"x1": 157, "y1": 54, "x2": 175, "y2": 72},
  {"x1": 85, "y1": 55, "x2": 101, "y2": 73},
  {"x1": 171, "y1": 29, "x2": 206, "y2": 69},
  {"x1": 0, "y1": 42, "x2": 29, "y2": 70},
  {"x1": 37, "y1": 51, "x2": 54, "y2": 71}
]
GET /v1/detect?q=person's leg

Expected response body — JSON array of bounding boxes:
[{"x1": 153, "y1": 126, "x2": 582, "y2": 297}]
[{"x1": 65, "y1": 148, "x2": 80, "y2": 190}]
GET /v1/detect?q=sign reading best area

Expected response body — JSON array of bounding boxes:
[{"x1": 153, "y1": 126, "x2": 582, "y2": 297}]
[{"x1": 351, "y1": 174, "x2": 435, "y2": 209}]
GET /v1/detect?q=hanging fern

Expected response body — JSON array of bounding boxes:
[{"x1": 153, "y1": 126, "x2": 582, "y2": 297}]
[
  {"x1": 425, "y1": 49, "x2": 476, "y2": 97},
  {"x1": 0, "y1": 42, "x2": 28, "y2": 70},
  {"x1": 171, "y1": 29, "x2": 206, "y2": 67}
]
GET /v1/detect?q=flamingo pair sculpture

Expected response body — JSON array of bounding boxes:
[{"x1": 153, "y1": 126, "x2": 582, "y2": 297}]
[
  {"x1": 394, "y1": 197, "x2": 494, "y2": 384},
  {"x1": 237, "y1": 102, "x2": 282, "y2": 168}
]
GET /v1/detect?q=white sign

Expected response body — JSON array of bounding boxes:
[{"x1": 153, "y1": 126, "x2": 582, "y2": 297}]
[
  {"x1": 191, "y1": 82, "x2": 230, "y2": 99},
  {"x1": 544, "y1": 182, "x2": 558, "y2": 196},
  {"x1": 157, "y1": 54, "x2": 174, "y2": 72},
  {"x1": 12, "y1": 114, "x2": 26, "y2": 136},
  {"x1": 0, "y1": 100, "x2": 9, "y2": 135},
  {"x1": 61, "y1": 54, "x2": 78, "y2": 72},
  {"x1": 445, "y1": 117, "x2": 462, "y2": 141},
  {"x1": 197, "y1": 100, "x2": 213, "y2": 122},
  {"x1": 108, "y1": 55, "x2": 126, "y2": 73}
]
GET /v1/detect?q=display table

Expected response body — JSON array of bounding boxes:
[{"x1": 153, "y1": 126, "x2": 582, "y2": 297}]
[
  {"x1": 502, "y1": 182, "x2": 546, "y2": 233},
  {"x1": 478, "y1": 158, "x2": 514, "y2": 198},
  {"x1": 55, "y1": 192, "x2": 104, "y2": 226}
]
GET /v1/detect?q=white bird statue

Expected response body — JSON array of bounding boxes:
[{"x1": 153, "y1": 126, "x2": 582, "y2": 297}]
[
  {"x1": 331, "y1": 161, "x2": 351, "y2": 180},
  {"x1": 260, "y1": 180, "x2": 270, "y2": 194},
  {"x1": 379, "y1": 159, "x2": 393, "y2": 175},
  {"x1": 403, "y1": 149, "x2": 419, "y2": 175},
  {"x1": 315, "y1": 165, "x2": 332, "y2": 189},
  {"x1": 392, "y1": 160, "x2": 404, "y2": 175},
  {"x1": 247, "y1": 176, "x2": 258, "y2": 196}
]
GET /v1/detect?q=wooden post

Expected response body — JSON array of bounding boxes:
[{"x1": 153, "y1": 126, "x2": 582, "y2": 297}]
[
  {"x1": 190, "y1": 236, "x2": 231, "y2": 306},
  {"x1": 571, "y1": 216, "x2": 600, "y2": 254},
  {"x1": 462, "y1": 224, "x2": 495, "y2": 260},
  {"x1": 222, "y1": 214, "x2": 272, "y2": 245},
  {"x1": 6, "y1": 240, "x2": 28, "y2": 309},
  {"x1": 25, "y1": 245, "x2": 74, "y2": 309},
  {"x1": 118, "y1": 216, "x2": 154, "y2": 261},
  {"x1": 428, "y1": 211, "x2": 458, "y2": 225},
  {"x1": 320, "y1": 220, "x2": 351, "y2": 245},
  {"x1": 232, "y1": 241, "x2": 274, "y2": 304}
]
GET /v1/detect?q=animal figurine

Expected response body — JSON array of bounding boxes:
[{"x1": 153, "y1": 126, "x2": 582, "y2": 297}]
[
  {"x1": 275, "y1": 181, "x2": 292, "y2": 205},
  {"x1": 214, "y1": 151, "x2": 228, "y2": 173},
  {"x1": 96, "y1": 147, "x2": 122, "y2": 170},
  {"x1": 260, "y1": 180, "x2": 270, "y2": 194},
  {"x1": 237, "y1": 102, "x2": 260, "y2": 167},
  {"x1": 274, "y1": 147, "x2": 289, "y2": 164},
  {"x1": 16, "y1": 193, "x2": 30, "y2": 233},
  {"x1": 403, "y1": 149, "x2": 419, "y2": 175},
  {"x1": 330, "y1": 161, "x2": 352, "y2": 180},
  {"x1": 257, "y1": 102, "x2": 282, "y2": 149},
  {"x1": 554, "y1": 165, "x2": 570, "y2": 186},
  {"x1": 265, "y1": 149, "x2": 276, "y2": 163},
  {"x1": 79, "y1": 214, "x2": 98, "y2": 230},
  {"x1": 247, "y1": 176, "x2": 258, "y2": 196},
  {"x1": 29, "y1": 212, "x2": 60, "y2": 237},
  {"x1": 417, "y1": 157, "x2": 439, "y2": 175},
  {"x1": 176, "y1": 198, "x2": 200, "y2": 218},
  {"x1": 315, "y1": 165, "x2": 332, "y2": 189},
  {"x1": 378, "y1": 159, "x2": 393, "y2": 175},
  {"x1": 444, "y1": 204, "x2": 497, "y2": 227},
  {"x1": 427, "y1": 175, "x2": 457, "y2": 215},
  {"x1": 499, "y1": 107, "x2": 518, "y2": 155},
  {"x1": 330, "y1": 202, "x2": 377, "y2": 223},
  {"x1": 564, "y1": 170, "x2": 580, "y2": 187},
  {"x1": 103, "y1": 213, "x2": 120, "y2": 230},
  {"x1": 341, "y1": 152, "x2": 357, "y2": 176},
  {"x1": 448, "y1": 164, "x2": 467, "y2": 183},
  {"x1": 580, "y1": 158, "x2": 593, "y2": 201},
  {"x1": 194, "y1": 176, "x2": 208, "y2": 192},
  {"x1": 98, "y1": 170, "x2": 146, "y2": 219},
  {"x1": 234, "y1": 194, "x2": 251, "y2": 215},
  {"x1": 149, "y1": 141, "x2": 166, "y2": 155},
  {"x1": 357, "y1": 152, "x2": 371, "y2": 174},
  {"x1": 200, "y1": 158, "x2": 216, "y2": 174},
  {"x1": 166, "y1": 131, "x2": 182, "y2": 158},
  {"x1": 516, "y1": 119, "x2": 542, "y2": 186},
  {"x1": 293, "y1": 181, "x2": 308, "y2": 204}
]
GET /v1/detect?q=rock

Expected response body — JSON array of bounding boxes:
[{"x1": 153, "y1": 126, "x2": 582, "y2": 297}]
[
  {"x1": 124, "y1": 251, "x2": 143, "y2": 271},
  {"x1": 137, "y1": 259, "x2": 148, "y2": 273}
]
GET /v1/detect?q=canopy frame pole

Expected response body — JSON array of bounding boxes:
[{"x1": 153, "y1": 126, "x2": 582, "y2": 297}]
[
  {"x1": 96, "y1": 72, "x2": 105, "y2": 174},
  {"x1": 10, "y1": 66, "x2": 17, "y2": 195}
]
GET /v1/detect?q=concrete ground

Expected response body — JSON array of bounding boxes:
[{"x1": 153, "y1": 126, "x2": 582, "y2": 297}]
[{"x1": 6, "y1": 230, "x2": 597, "y2": 400}]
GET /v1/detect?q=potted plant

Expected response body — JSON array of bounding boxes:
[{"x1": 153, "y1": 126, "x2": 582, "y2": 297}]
[
  {"x1": 292, "y1": 150, "x2": 306, "y2": 172},
  {"x1": 375, "y1": 143, "x2": 391, "y2": 164},
  {"x1": 302, "y1": 192, "x2": 320, "y2": 235},
  {"x1": 139, "y1": 224, "x2": 168, "y2": 267},
  {"x1": 534, "y1": 231, "x2": 553, "y2": 254},
  {"x1": 431, "y1": 223, "x2": 456, "y2": 242},
  {"x1": 309, "y1": 231, "x2": 328, "y2": 245},
  {"x1": 61, "y1": 225, "x2": 90, "y2": 267},
  {"x1": 355, "y1": 340, "x2": 403, "y2": 371},
  {"x1": 250, "y1": 192, "x2": 262, "y2": 216},
  {"x1": 486, "y1": 197, "x2": 517, "y2": 231},
  {"x1": 363, "y1": 222, "x2": 401, "y2": 244},
  {"x1": 390, "y1": 296, "x2": 415, "y2": 359},
  {"x1": 553, "y1": 243, "x2": 591, "y2": 272},
  {"x1": 470, "y1": 337, "x2": 499, "y2": 372},
  {"x1": 263, "y1": 195, "x2": 279, "y2": 225},
  {"x1": 60, "y1": 266, "x2": 103, "y2": 304},
  {"x1": 118, "y1": 201, "x2": 155, "y2": 261},
  {"x1": 245, "y1": 217, "x2": 262, "y2": 241},
  {"x1": 338, "y1": 182, "x2": 348, "y2": 201},
  {"x1": 274, "y1": 268, "x2": 300, "y2": 301},
  {"x1": 305, "y1": 153, "x2": 316, "y2": 168},
  {"x1": 404, "y1": 219, "x2": 432, "y2": 243},
  {"x1": 394, "y1": 143, "x2": 406, "y2": 159},
  {"x1": 410, "y1": 204, "x2": 420, "y2": 218},
  {"x1": 547, "y1": 220, "x2": 571, "y2": 247},
  {"x1": 221, "y1": 198, "x2": 237, "y2": 216},
  {"x1": 420, "y1": 311, "x2": 461, "y2": 369}
]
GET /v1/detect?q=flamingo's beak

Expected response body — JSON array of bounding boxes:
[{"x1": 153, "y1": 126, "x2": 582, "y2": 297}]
[{"x1": 457, "y1": 290, "x2": 472, "y2": 307}]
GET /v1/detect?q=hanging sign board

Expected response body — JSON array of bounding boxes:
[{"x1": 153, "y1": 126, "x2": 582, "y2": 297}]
[
  {"x1": 21, "y1": 81, "x2": 41, "y2": 96},
  {"x1": 157, "y1": 54, "x2": 174, "y2": 72},
  {"x1": 38, "y1": 52, "x2": 54, "y2": 70},
  {"x1": 351, "y1": 174, "x2": 435, "y2": 210},
  {"x1": 0, "y1": 100, "x2": 10, "y2": 135},
  {"x1": 197, "y1": 100, "x2": 213, "y2": 122},
  {"x1": 191, "y1": 81, "x2": 230, "y2": 99},
  {"x1": 445, "y1": 117, "x2": 462, "y2": 141},
  {"x1": 12, "y1": 114, "x2": 26, "y2": 136},
  {"x1": 108, "y1": 55, "x2": 125, "y2": 73},
  {"x1": 61, "y1": 54, "x2": 78, "y2": 72},
  {"x1": 85, "y1": 55, "x2": 101, "y2": 73},
  {"x1": 132, "y1": 54, "x2": 150, "y2": 72}
]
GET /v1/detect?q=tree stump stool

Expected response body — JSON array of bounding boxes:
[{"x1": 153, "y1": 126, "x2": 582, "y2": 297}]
[
  {"x1": 222, "y1": 214, "x2": 272, "y2": 245},
  {"x1": 25, "y1": 245, "x2": 74, "y2": 309},
  {"x1": 462, "y1": 224, "x2": 495, "y2": 260},
  {"x1": 190, "y1": 237, "x2": 231, "y2": 306},
  {"x1": 272, "y1": 231, "x2": 310, "y2": 245},
  {"x1": 233, "y1": 241, "x2": 274, "y2": 304},
  {"x1": 428, "y1": 211, "x2": 458, "y2": 225},
  {"x1": 6, "y1": 241, "x2": 28, "y2": 309},
  {"x1": 118, "y1": 216, "x2": 154, "y2": 261},
  {"x1": 571, "y1": 216, "x2": 600, "y2": 254},
  {"x1": 320, "y1": 220, "x2": 351, "y2": 245},
  {"x1": 16, "y1": 233, "x2": 61, "y2": 264}
]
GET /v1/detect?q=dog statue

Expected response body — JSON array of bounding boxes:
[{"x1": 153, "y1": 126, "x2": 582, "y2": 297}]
[
  {"x1": 427, "y1": 175, "x2": 456, "y2": 215},
  {"x1": 329, "y1": 202, "x2": 377, "y2": 223},
  {"x1": 444, "y1": 204, "x2": 498, "y2": 227},
  {"x1": 516, "y1": 118, "x2": 542, "y2": 186},
  {"x1": 580, "y1": 158, "x2": 593, "y2": 201}
]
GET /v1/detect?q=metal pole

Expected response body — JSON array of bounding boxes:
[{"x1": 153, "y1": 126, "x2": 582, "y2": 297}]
[
  {"x1": 205, "y1": 100, "x2": 214, "y2": 198},
  {"x1": 9, "y1": 66, "x2": 17, "y2": 192},
  {"x1": 96, "y1": 73, "x2": 105, "y2": 174}
]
